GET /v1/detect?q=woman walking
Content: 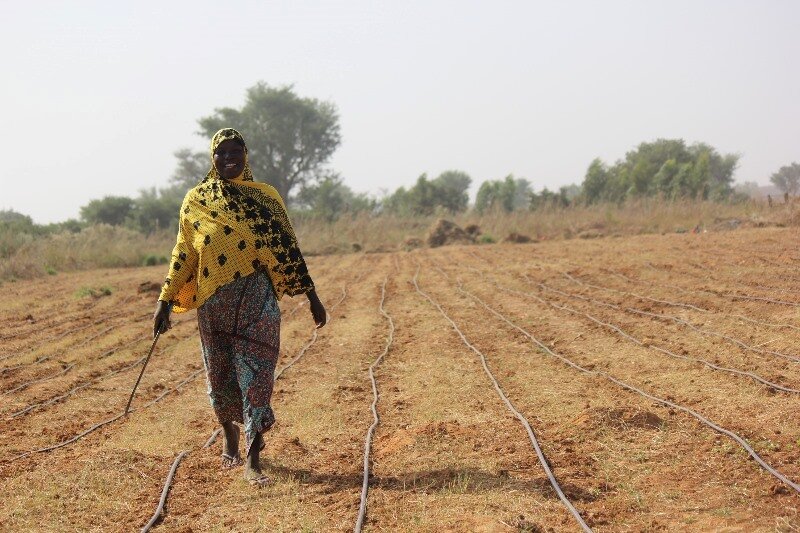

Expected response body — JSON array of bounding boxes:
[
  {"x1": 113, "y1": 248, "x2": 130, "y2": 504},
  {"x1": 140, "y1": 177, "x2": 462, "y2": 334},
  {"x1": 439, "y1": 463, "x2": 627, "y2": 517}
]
[{"x1": 153, "y1": 128, "x2": 326, "y2": 485}]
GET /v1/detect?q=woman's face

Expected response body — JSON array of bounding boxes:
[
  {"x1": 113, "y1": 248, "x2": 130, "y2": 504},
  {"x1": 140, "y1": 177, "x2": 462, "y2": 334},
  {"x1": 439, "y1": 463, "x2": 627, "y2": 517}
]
[{"x1": 213, "y1": 139, "x2": 246, "y2": 179}]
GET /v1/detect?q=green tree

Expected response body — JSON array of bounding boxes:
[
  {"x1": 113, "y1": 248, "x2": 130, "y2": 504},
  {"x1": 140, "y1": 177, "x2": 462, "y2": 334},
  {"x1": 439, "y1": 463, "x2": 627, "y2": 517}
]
[
  {"x1": 0, "y1": 209, "x2": 34, "y2": 227},
  {"x1": 580, "y1": 139, "x2": 739, "y2": 203},
  {"x1": 131, "y1": 188, "x2": 182, "y2": 234},
  {"x1": 295, "y1": 174, "x2": 375, "y2": 221},
  {"x1": 512, "y1": 177, "x2": 532, "y2": 209},
  {"x1": 404, "y1": 174, "x2": 437, "y2": 215},
  {"x1": 769, "y1": 162, "x2": 800, "y2": 196},
  {"x1": 170, "y1": 148, "x2": 209, "y2": 191},
  {"x1": 197, "y1": 83, "x2": 341, "y2": 202},
  {"x1": 475, "y1": 175, "x2": 523, "y2": 213},
  {"x1": 80, "y1": 196, "x2": 135, "y2": 226},
  {"x1": 430, "y1": 170, "x2": 472, "y2": 213},
  {"x1": 382, "y1": 170, "x2": 472, "y2": 215},
  {"x1": 530, "y1": 187, "x2": 571, "y2": 210},
  {"x1": 582, "y1": 158, "x2": 610, "y2": 203}
]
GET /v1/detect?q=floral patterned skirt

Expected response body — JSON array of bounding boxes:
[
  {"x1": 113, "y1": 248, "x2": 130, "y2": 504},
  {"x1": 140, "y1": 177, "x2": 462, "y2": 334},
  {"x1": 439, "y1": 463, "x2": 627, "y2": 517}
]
[{"x1": 197, "y1": 269, "x2": 281, "y2": 457}]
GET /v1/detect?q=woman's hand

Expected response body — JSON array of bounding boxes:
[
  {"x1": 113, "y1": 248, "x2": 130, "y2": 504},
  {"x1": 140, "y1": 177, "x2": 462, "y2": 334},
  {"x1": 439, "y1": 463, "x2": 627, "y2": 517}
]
[
  {"x1": 153, "y1": 300, "x2": 172, "y2": 338},
  {"x1": 307, "y1": 290, "x2": 327, "y2": 329}
]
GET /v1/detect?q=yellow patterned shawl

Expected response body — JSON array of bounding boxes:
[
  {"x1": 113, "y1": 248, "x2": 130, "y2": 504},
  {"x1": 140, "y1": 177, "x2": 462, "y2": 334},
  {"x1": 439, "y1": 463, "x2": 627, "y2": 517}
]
[{"x1": 158, "y1": 128, "x2": 314, "y2": 312}]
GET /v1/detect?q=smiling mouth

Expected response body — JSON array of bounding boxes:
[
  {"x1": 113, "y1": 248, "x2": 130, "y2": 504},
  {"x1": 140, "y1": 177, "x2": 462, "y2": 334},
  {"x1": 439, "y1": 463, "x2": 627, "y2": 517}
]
[{"x1": 224, "y1": 163, "x2": 238, "y2": 169}]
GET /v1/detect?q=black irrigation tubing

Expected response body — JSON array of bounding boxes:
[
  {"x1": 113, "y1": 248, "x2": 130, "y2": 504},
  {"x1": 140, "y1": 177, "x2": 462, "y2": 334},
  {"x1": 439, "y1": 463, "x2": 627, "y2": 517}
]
[
  {"x1": 551, "y1": 273, "x2": 800, "y2": 363},
  {"x1": 0, "y1": 293, "x2": 123, "y2": 343},
  {"x1": 602, "y1": 269, "x2": 800, "y2": 333},
  {"x1": 656, "y1": 262, "x2": 800, "y2": 298},
  {"x1": 203, "y1": 428, "x2": 223, "y2": 448},
  {"x1": 729, "y1": 293, "x2": 800, "y2": 307},
  {"x1": 272, "y1": 285, "x2": 346, "y2": 381},
  {"x1": 282, "y1": 299, "x2": 308, "y2": 320},
  {"x1": 140, "y1": 268, "x2": 368, "y2": 531},
  {"x1": 412, "y1": 262, "x2": 593, "y2": 532},
  {"x1": 623, "y1": 307, "x2": 800, "y2": 364},
  {"x1": 274, "y1": 271, "x2": 367, "y2": 381},
  {"x1": 3, "y1": 367, "x2": 205, "y2": 464},
  {"x1": 562, "y1": 271, "x2": 800, "y2": 334},
  {"x1": 449, "y1": 271, "x2": 800, "y2": 496},
  {"x1": 643, "y1": 260, "x2": 800, "y2": 306},
  {"x1": 562, "y1": 272, "x2": 710, "y2": 313},
  {"x1": 3, "y1": 317, "x2": 195, "y2": 414},
  {"x1": 139, "y1": 428, "x2": 222, "y2": 532},
  {"x1": 355, "y1": 276, "x2": 395, "y2": 533},
  {"x1": 0, "y1": 305, "x2": 137, "y2": 364},
  {"x1": 532, "y1": 278, "x2": 800, "y2": 365},
  {"x1": 1, "y1": 363, "x2": 76, "y2": 396},
  {"x1": 7, "y1": 322, "x2": 195, "y2": 419},
  {"x1": 661, "y1": 249, "x2": 800, "y2": 282},
  {"x1": 505, "y1": 279, "x2": 800, "y2": 395},
  {"x1": 0, "y1": 314, "x2": 94, "y2": 346},
  {"x1": 0, "y1": 320, "x2": 99, "y2": 366},
  {"x1": 0, "y1": 311, "x2": 151, "y2": 374},
  {"x1": 140, "y1": 451, "x2": 188, "y2": 533},
  {"x1": 280, "y1": 254, "x2": 365, "y2": 322}
]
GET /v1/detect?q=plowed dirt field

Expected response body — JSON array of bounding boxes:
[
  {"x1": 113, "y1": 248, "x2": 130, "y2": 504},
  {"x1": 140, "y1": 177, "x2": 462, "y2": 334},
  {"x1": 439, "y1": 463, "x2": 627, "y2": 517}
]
[{"x1": 1, "y1": 227, "x2": 799, "y2": 532}]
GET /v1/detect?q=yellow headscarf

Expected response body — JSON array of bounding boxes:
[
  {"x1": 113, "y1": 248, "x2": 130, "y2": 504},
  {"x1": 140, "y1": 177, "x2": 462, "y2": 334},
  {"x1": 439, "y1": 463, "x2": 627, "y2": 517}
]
[{"x1": 158, "y1": 128, "x2": 314, "y2": 312}]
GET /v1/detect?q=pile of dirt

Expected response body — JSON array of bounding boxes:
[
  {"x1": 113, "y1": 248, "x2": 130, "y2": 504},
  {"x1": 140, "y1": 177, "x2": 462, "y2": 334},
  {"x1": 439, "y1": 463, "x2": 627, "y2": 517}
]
[
  {"x1": 426, "y1": 219, "x2": 475, "y2": 248},
  {"x1": 137, "y1": 281, "x2": 161, "y2": 293},
  {"x1": 502, "y1": 232, "x2": 533, "y2": 244},
  {"x1": 572, "y1": 407, "x2": 663, "y2": 430},
  {"x1": 464, "y1": 224, "x2": 482, "y2": 237}
]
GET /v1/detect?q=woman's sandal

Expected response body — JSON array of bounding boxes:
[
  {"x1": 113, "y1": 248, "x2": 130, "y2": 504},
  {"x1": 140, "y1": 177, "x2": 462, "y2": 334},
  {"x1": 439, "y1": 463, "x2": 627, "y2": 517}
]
[
  {"x1": 247, "y1": 474, "x2": 270, "y2": 487},
  {"x1": 221, "y1": 453, "x2": 242, "y2": 468},
  {"x1": 221, "y1": 425, "x2": 242, "y2": 468}
]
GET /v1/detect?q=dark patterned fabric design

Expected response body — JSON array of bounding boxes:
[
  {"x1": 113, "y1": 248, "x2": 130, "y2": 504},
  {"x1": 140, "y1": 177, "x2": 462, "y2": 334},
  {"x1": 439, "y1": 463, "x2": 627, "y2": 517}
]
[{"x1": 197, "y1": 269, "x2": 281, "y2": 457}]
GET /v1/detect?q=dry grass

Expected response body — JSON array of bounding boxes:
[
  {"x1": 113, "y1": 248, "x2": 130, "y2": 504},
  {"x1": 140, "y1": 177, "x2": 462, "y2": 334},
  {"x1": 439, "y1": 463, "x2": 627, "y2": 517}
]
[
  {"x1": 3, "y1": 198, "x2": 796, "y2": 282},
  {"x1": 0, "y1": 225, "x2": 174, "y2": 281},
  {"x1": 295, "y1": 198, "x2": 796, "y2": 253}
]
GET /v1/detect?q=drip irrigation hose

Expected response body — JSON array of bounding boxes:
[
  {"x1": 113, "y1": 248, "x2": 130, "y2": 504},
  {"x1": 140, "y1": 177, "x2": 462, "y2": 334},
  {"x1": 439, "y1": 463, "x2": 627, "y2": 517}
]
[
  {"x1": 203, "y1": 428, "x2": 223, "y2": 449},
  {"x1": 3, "y1": 368, "x2": 204, "y2": 463},
  {"x1": 451, "y1": 272, "x2": 800, "y2": 495},
  {"x1": 1, "y1": 363, "x2": 75, "y2": 396},
  {"x1": 562, "y1": 270, "x2": 800, "y2": 331},
  {"x1": 140, "y1": 271, "x2": 365, "y2": 530},
  {"x1": 355, "y1": 276, "x2": 395, "y2": 533},
  {"x1": 9, "y1": 321, "x2": 192, "y2": 419},
  {"x1": 140, "y1": 451, "x2": 188, "y2": 533},
  {"x1": 537, "y1": 275, "x2": 800, "y2": 364},
  {"x1": 412, "y1": 262, "x2": 593, "y2": 532},
  {"x1": 526, "y1": 282, "x2": 800, "y2": 394}
]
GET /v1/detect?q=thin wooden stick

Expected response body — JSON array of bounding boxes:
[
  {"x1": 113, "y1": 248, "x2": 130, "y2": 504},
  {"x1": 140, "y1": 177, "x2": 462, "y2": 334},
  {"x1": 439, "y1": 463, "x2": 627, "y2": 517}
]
[{"x1": 124, "y1": 332, "x2": 160, "y2": 415}]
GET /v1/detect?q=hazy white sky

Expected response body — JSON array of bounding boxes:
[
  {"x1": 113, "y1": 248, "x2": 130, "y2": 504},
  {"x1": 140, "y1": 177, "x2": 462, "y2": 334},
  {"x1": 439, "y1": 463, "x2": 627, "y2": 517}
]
[{"x1": 2, "y1": 0, "x2": 798, "y2": 223}]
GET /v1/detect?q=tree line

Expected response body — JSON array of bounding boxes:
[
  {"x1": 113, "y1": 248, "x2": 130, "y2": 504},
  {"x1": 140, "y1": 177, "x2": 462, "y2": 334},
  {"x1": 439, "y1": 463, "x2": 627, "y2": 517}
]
[{"x1": 4, "y1": 82, "x2": 796, "y2": 238}]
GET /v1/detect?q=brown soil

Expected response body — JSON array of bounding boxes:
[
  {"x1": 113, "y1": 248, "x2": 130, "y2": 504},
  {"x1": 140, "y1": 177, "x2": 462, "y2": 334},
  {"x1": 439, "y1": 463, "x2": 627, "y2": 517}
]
[{"x1": 1, "y1": 227, "x2": 800, "y2": 531}]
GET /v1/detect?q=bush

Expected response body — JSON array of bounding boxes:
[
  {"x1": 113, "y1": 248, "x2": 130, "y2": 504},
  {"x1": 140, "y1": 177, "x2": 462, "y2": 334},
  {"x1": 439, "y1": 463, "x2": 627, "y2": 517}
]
[
  {"x1": 142, "y1": 255, "x2": 171, "y2": 266},
  {"x1": 75, "y1": 286, "x2": 113, "y2": 298}
]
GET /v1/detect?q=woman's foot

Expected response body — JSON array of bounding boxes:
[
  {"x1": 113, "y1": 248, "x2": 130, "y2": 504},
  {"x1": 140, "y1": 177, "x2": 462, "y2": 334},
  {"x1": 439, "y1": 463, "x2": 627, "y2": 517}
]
[
  {"x1": 221, "y1": 422, "x2": 241, "y2": 468},
  {"x1": 244, "y1": 432, "x2": 269, "y2": 486}
]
